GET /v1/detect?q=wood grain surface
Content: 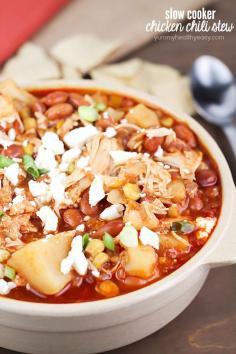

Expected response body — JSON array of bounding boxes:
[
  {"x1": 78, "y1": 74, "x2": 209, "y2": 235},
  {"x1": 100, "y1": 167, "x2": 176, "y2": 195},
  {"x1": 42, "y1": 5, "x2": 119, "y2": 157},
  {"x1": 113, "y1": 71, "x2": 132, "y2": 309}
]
[{"x1": 0, "y1": 0, "x2": 235, "y2": 353}]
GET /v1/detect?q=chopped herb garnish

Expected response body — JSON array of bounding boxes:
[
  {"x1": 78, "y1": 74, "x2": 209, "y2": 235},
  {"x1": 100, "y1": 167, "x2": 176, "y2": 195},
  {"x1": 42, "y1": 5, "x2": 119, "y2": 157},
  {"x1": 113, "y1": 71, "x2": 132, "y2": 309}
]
[
  {"x1": 82, "y1": 233, "x2": 90, "y2": 249},
  {"x1": 23, "y1": 154, "x2": 48, "y2": 180},
  {"x1": 78, "y1": 105, "x2": 99, "y2": 122},
  {"x1": 0, "y1": 154, "x2": 14, "y2": 169},
  {"x1": 4, "y1": 265, "x2": 16, "y2": 280},
  {"x1": 95, "y1": 102, "x2": 106, "y2": 112},
  {"x1": 171, "y1": 220, "x2": 195, "y2": 234},
  {"x1": 0, "y1": 211, "x2": 4, "y2": 218},
  {"x1": 103, "y1": 232, "x2": 115, "y2": 251}
]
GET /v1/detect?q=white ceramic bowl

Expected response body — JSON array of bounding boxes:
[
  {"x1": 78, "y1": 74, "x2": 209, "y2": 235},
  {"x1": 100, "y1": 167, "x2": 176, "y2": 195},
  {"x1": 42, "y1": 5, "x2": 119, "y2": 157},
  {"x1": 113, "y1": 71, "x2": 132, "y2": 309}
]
[{"x1": 0, "y1": 80, "x2": 235, "y2": 354}]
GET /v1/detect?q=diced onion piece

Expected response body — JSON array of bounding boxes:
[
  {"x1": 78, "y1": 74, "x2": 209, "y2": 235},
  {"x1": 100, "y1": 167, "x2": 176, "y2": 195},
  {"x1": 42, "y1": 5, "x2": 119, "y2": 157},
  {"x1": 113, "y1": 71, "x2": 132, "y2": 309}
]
[
  {"x1": 119, "y1": 224, "x2": 138, "y2": 248},
  {"x1": 79, "y1": 106, "x2": 99, "y2": 122}
]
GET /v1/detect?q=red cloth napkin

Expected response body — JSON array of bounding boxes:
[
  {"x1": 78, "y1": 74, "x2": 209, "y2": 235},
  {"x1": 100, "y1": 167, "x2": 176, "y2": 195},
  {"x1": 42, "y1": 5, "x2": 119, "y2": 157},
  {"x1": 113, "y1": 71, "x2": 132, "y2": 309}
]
[{"x1": 0, "y1": 0, "x2": 69, "y2": 64}]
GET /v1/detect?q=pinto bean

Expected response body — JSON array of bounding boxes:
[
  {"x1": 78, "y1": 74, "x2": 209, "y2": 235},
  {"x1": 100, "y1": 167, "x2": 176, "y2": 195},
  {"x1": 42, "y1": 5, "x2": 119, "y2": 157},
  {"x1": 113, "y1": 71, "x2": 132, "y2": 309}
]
[
  {"x1": 189, "y1": 196, "x2": 204, "y2": 211},
  {"x1": 41, "y1": 92, "x2": 68, "y2": 106},
  {"x1": 32, "y1": 101, "x2": 46, "y2": 114},
  {"x1": 79, "y1": 190, "x2": 101, "y2": 217},
  {"x1": 68, "y1": 93, "x2": 89, "y2": 108},
  {"x1": 174, "y1": 124, "x2": 197, "y2": 148},
  {"x1": 45, "y1": 103, "x2": 74, "y2": 121},
  {"x1": 1, "y1": 145, "x2": 24, "y2": 158},
  {"x1": 143, "y1": 136, "x2": 164, "y2": 154},
  {"x1": 93, "y1": 220, "x2": 124, "y2": 238},
  {"x1": 63, "y1": 209, "x2": 83, "y2": 228},
  {"x1": 196, "y1": 169, "x2": 217, "y2": 187}
]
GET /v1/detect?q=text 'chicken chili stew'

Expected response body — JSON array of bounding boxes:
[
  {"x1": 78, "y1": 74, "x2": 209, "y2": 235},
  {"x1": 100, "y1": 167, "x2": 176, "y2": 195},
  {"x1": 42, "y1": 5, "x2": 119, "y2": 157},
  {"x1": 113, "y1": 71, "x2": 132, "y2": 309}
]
[{"x1": 0, "y1": 80, "x2": 221, "y2": 303}]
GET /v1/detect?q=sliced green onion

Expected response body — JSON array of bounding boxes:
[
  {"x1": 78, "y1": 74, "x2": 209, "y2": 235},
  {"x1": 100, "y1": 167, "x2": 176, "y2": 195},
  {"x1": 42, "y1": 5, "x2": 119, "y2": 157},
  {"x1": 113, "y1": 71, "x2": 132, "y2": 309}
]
[
  {"x1": 103, "y1": 232, "x2": 115, "y2": 251},
  {"x1": 0, "y1": 154, "x2": 14, "y2": 169},
  {"x1": 4, "y1": 265, "x2": 16, "y2": 280},
  {"x1": 38, "y1": 168, "x2": 49, "y2": 175},
  {"x1": 82, "y1": 233, "x2": 90, "y2": 249},
  {"x1": 171, "y1": 220, "x2": 195, "y2": 234},
  {"x1": 23, "y1": 154, "x2": 40, "y2": 179},
  {"x1": 0, "y1": 211, "x2": 4, "y2": 218},
  {"x1": 23, "y1": 154, "x2": 48, "y2": 180},
  {"x1": 78, "y1": 106, "x2": 99, "y2": 122},
  {"x1": 95, "y1": 102, "x2": 106, "y2": 112}
]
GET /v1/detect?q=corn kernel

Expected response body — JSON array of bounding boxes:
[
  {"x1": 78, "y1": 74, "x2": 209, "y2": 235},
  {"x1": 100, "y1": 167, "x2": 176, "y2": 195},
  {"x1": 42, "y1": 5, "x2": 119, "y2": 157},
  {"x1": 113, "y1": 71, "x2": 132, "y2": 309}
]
[
  {"x1": 161, "y1": 117, "x2": 174, "y2": 128},
  {"x1": 23, "y1": 117, "x2": 37, "y2": 130},
  {"x1": 85, "y1": 239, "x2": 104, "y2": 258},
  {"x1": 23, "y1": 143, "x2": 34, "y2": 156},
  {"x1": 168, "y1": 205, "x2": 179, "y2": 218},
  {"x1": 20, "y1": 107, "x2": 31, "y2": 120},
  {"x1": 56, "y1": 120, "x2": 64, "y2": 130},
  {"x1": 0, "y1": 249, "x2": 10, "y2": 263},
  {"x1": 67, "y1": 161, "x2": 75, "y2": 174},
  {"x1": 123, "y1": 183, "x2": 141, "y2": 201},
  {"x1": 92, "y1": 252, "x2": 109, "y2": 269},
  {"x1": 0, "y1": 264, "x2": 4, "y2": 279},
  {"x1": 95, "y1": 280, "x2": 120, "y2": 298}
]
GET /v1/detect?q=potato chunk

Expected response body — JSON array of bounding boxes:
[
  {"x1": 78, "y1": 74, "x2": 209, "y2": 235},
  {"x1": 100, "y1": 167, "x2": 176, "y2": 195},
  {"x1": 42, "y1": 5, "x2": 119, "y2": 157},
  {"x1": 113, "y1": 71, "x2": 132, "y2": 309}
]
[
  {"x1": 126, "y1": 104, "x2": 159, "y2": 128},
  {"x1": 167, "y1": 179, "x2": 186, "y2": 202},
  {"x1": 8, "y1": 231, "x2": 75, "y2": 295},
  {"x1": 124, "y1": 245, "x2": 157, "y2": 279}
]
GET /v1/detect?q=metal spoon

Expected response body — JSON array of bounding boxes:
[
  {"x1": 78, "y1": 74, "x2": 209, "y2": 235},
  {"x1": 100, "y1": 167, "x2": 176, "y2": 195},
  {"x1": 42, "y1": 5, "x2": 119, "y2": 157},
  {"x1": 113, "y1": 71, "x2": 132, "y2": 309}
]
[
  {"x1": 190, "y1": 55, "x2": 236, "y2": 182},
  {"x1": 190, "y1": 55, "x2": 236, "y2": 156}
]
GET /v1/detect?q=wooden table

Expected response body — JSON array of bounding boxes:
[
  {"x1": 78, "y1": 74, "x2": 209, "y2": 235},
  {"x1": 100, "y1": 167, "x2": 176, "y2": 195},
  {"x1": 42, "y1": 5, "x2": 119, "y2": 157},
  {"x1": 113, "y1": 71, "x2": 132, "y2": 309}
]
[{"x1": 1, "y1": 0, "x2": 235, "y2": 353}]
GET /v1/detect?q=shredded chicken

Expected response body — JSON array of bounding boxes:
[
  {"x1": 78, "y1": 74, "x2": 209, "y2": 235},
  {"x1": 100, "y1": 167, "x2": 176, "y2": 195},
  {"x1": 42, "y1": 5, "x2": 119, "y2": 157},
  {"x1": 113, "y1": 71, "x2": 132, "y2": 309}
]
[
  {"x1": 158, "y1": 150, "x2": 202, "y2": 180},
  {"x1": 87, "y1": 135, "x2": 119, "y2": 174}
]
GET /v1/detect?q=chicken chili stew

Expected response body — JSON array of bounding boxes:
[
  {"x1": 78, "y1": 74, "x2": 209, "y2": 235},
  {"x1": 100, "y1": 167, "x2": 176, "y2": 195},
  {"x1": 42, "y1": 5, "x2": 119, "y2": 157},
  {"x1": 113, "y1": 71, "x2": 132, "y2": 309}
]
[{"x1": 0, "y1": 80, "x2": 221, "y2": 303}]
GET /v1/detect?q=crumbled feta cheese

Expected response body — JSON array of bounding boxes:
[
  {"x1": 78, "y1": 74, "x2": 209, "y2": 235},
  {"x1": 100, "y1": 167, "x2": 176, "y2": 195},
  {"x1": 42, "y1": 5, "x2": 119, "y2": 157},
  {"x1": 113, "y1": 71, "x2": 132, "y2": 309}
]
[
  {"x1": 12, "y1": 194, "x2": 25, "y2": 205},
  {"x1": 119, "y1": 224, "x2": 138, "y2": 248},
  {"x1": 89, "y1": 175, "x2": 105, "y2": 207},
  {"x1": 63, "y1": 125, "x2": 98, "y2": 148},
  {"x1": 76, "y1": 156, "x2": 89, "y2": 169},
  {"x1": 100, "y1": 204, "x2": 124, "y2": 221},
  {"x1": 110, "y1": 150, "x2": 137, "y2": 165},
  {"x1": 14, "y1": 187, "x2": 24, "y2": 195},
  {"x1": 76, "y1": 224, "x2": 85, "y2": 232},
  {"x1": 154, "y1": 145, "x2": 164, "y2": 158},
  {"x1": 28, "y1": 180, "x2": 51, "y2": 203},
  {"x1": 61, "y1": 235, "x2": 88, "y2": 276},
  {"x1": 146, "y1": 127, "x2": 173, "y2": 138},
  {"x1": 41, "y1": 132, "x2": 65, "y2": 155},
  {"x1": 35, "y1": 146, "x2": 57, "y2": 171},
  {"x1": 120, "y1": 118, "x2": 128, "y2": 124},
  {"x1": 196, "y1": 217, "x2": 216, "y2": 233},
  {"x1": 143, "y1": 152, "x2": 150, "y2": 158},
  {"x1": 8, "y1": 128, "x2": 16, "y2": 141},
  {"x1": 140, "y1": 192, "x2": 146, "y2": 198},
  {"x1": 5, "y1": 163, "x2": 19, "y2": 186},
  {"x1": 0, "y1": 136, "x2": 13, "y2": 149},
  {"x1": 0, "y1": 279, "x2": 16, "y2": 295},
  {"x1": 50, "y1": 172, "x2": 66, "y2": 203},
  {"x1": 103, "y1": 127, "x2": 117, "y2": 138},
  {"x1": 59, "y1": 147, "x2": 81, "y2": 171},
  {"x1": 36, "y1": 206, "x2": 58, "y2": 232},
  {"x1": 139, "y1": 226, "x2": 159, "y2": 250}
]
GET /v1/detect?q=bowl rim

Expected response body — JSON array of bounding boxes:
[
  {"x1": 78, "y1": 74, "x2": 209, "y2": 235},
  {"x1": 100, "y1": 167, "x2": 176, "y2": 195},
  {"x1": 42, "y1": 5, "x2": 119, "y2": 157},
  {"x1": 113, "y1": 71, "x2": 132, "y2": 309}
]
[{"x1": 0, "y1": 79, "x2": 234, "y2": 316}]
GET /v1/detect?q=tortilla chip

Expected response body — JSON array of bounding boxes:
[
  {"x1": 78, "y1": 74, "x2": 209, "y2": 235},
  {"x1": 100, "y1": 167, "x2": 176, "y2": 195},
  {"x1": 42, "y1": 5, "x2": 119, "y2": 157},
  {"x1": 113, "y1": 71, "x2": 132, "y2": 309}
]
[
  {"x1": 1, "y1": 42, "x2": 60, "y2": 84},
  {"x1": 150, "y1": 77, "x2": 195, "y2": 115},
  {"x1": 61, "y1": 65, "x2": 82, "y2": 79},
  {"x1": 92, "y1": 58, "x2": 142, "y2": 79},
  {"x1": 50, "y1": 34, "x2": 120, "y2": 73}
]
